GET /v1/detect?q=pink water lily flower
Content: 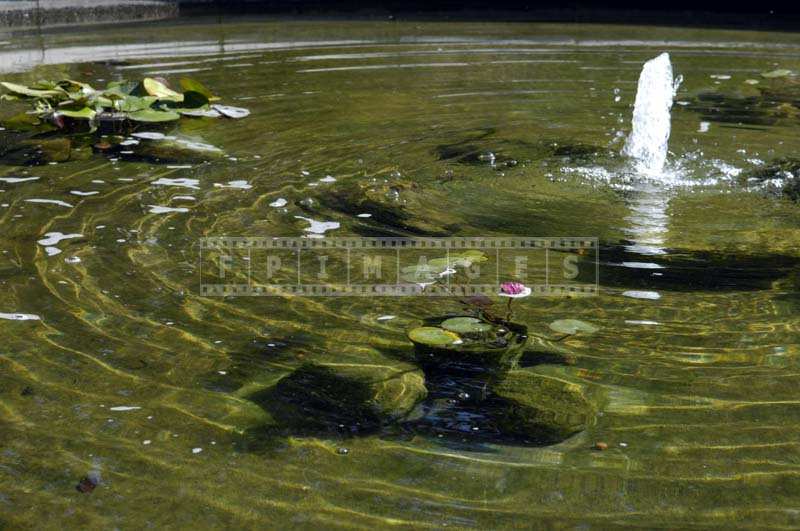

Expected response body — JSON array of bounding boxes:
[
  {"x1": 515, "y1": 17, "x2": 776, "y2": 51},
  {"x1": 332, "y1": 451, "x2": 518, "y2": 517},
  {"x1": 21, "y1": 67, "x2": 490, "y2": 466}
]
[{"x1": 499, "y1": 281, "x2": 531, "y2": 298}]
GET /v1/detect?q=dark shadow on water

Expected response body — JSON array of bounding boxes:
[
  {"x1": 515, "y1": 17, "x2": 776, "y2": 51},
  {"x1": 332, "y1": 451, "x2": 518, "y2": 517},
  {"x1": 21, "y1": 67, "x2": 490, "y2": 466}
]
[
  {"x1": 236, "y1": 348, "x2": 583, "y2": 454},
  {"x1": 434, "y1": 131, "x2": 613, "y2": 168},
  {"x1": 597, "y1": 244, "x2": 800, "y2": 292}
]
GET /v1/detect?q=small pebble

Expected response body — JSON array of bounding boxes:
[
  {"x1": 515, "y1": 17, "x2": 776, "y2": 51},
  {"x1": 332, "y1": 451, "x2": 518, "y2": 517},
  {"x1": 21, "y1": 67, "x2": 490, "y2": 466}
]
[
  {"x1": 594, "y1": 442, "x2": 609, "y2": 451},
  {"x1": 192, "y1": 447, "x2": 203, "y2": 454},
  {"x1": 337, "y1": 447, "x2": 349, "y2": 455},
  {"x1": 76, "y1": 476, "x2": 98, "y2": 493}
]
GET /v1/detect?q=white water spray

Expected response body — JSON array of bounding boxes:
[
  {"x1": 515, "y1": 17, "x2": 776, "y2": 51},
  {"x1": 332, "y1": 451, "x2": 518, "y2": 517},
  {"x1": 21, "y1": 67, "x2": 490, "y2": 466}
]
[
  {"x1": 622, "y1": 53, "x2": 682, "y2": 175},
  {"x1": 621, "y1": 53, "x2": 683, "y2": 260}
]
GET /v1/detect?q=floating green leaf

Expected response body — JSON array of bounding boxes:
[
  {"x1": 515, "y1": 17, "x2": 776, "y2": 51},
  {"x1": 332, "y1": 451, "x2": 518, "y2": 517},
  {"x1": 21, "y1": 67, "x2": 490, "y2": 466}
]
[
  {"x1": 180, "y1": 78, "x2": 218, "y2": 101},
  {"x1": 441, "y1": 317, "x2": 492, "y2": 336},
  {"x1": 761, "y1": 69, "x2": 794, "y2": 79},
  {"x1": 408, "y1": 326, "x2": 461, "y2": 347},
  {"x1": 127, "y1": 109, "x2": 181, "y2": 122},
  {"x1": 0, "y1": 81, "x2": 63, "y2": 98},
  {"x1": 179, "y1": 90, "x2": 210, "y2": 109},
  {"x1": 2, "y1": 76, "x2": 247, "y2": 137},
  {"x1": 141, "y1": 77, "x2": 183, "y2": 102},
  {"x1": 56, "y1": 107, "x2": 96, "y2": 120},
  {"x1": 114, "y1": 95, "x2": 157, "y2": 112},
  {"x1": 548, "y1": 319, "x2": 599, "y2": 335}
]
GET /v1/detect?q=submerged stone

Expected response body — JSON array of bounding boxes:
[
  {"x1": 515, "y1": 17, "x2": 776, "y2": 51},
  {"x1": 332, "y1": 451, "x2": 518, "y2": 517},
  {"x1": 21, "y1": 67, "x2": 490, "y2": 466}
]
[
  {"x1": 261, "y1": 363, "x2": 426, "y2": 434},
  {"x1": 492, "y1": 369, "x2": 595, "y2": 443},
  {"x1": 746, "y1": 157, "x2": 800, "y2": 201},
  {"x1": 0, "y1": 136, "x2": 73, "y2": 165}
]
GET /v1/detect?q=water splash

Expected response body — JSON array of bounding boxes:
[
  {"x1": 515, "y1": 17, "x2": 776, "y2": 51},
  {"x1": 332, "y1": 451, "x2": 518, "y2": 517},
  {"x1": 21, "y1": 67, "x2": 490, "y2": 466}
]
[{"x1": 622, "y1": 53, "x2": 682, "y2": 175}]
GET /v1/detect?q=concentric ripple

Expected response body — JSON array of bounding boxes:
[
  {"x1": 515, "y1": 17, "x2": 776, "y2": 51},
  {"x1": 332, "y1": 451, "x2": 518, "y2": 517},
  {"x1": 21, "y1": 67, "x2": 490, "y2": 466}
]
[{"x1": 2, "y1": 18, "x2": 800, "y2": 529}]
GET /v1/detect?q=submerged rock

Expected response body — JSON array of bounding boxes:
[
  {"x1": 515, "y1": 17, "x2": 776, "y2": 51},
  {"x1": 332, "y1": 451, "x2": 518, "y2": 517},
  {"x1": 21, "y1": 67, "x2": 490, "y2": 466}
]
[
  {"x1": 0, "y1": 137, "x2": 73, "y2": 165},
  {"x1": 257, "y1": 362, "x2": 426, "y2": 434},
  {"x1": 492, "y1": 369, "x2": 595, "y2": 443},
  {"x1": 746, "y1": 157, "x2": 800, "y2": 200}
]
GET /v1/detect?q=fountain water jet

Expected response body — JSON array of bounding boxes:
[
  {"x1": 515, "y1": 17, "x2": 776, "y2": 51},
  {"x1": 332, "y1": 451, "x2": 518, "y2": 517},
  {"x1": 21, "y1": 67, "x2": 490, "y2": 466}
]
[
  {"x1": 622, "y1": 52, "x2": 682, "y2": 176},
  {"x1": 621, "y1": 53, "x2": 682, "y2": 259}
]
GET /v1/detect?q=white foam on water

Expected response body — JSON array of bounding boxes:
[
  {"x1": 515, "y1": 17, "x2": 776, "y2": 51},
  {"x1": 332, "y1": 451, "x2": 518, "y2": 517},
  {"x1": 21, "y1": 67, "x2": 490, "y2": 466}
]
[
  {"x1": 109, "y1": 406, "x2": 141, "y2": 411},
  {"x1": 45, "y1": 247, "x2": 62, "y2": 256},
  {"x1": 70, "y1": 190, "x2": 100, "y2": 196}
]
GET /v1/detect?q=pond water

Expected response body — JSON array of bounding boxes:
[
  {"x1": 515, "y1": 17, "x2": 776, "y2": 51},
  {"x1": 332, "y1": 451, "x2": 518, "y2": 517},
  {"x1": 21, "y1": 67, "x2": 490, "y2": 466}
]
[{"x1": 3, "y1": 16, "x2": 800, "y2": 528}]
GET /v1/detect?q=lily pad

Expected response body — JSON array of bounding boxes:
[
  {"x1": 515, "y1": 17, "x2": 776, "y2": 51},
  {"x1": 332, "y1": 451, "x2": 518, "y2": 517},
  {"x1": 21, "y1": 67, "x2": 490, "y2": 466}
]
[
  {"x1": 441, "y1": 317, "x2": 492, "y2": 336},
  {"x1": 114, "y1": 95, "x2": 157, "y2": 113},
  {"x1": 178, "y1": 107, "x2": 222, "y2": 118},
  {"x1": 548, "y1": 319, "x2": 599, "y2": 335},
  {"x1": 141, "y1": 77, "x2": 183, "y2": 102},
  {"x1": 1, "y1": 82, "x2": 63, "y2": 98},
  {"x1": 761, "y1": 69, "x2": 794, "y2": 78},
  {"x1": 179, "y1": 90, "x2": 210, "y2": 109},
  {"x1": 127, "y1": 109, "x2": 181, "y2": 122},
  {"x1": 180, "y1": 77, "x2": 218, "y2": 101},
  {"x1": 57, "y1": 107, "x2": 96, "y2": 120},
  {"x1": 212, "y1": 104, "x2": 250, "y2": 119},
  {"x1": 408, "y1": 326, "x2": 460, "y2": 347}
]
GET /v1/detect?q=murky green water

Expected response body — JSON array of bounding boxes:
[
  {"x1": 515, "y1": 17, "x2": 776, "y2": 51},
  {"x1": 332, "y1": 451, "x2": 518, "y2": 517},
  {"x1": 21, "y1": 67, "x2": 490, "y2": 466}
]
[{"x1": 3, "y1": 16, "x2": 800, "y2": 529}]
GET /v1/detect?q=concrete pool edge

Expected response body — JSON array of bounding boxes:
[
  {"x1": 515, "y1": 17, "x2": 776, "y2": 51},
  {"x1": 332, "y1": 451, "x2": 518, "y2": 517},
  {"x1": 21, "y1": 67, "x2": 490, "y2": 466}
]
[{"x1": 0, "y1": 0, "x2": 178, "y2": 31}]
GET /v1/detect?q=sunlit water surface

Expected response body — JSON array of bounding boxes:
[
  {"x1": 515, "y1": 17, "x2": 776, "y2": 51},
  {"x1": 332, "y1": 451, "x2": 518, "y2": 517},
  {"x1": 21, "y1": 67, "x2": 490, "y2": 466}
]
[{"x1": 3, "y1": 17, "x2": 800, "y2": 529}]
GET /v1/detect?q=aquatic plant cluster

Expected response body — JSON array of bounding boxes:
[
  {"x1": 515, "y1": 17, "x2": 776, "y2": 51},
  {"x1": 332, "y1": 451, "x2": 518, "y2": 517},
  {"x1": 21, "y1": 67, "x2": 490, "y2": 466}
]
[{"x1": 0, "y1": 76, "x2": 249, "y2": 133}]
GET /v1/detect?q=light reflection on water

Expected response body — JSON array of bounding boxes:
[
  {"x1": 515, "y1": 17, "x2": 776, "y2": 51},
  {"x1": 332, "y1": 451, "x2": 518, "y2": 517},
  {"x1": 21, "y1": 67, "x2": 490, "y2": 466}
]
[{"x1": 2, "y1": 17, "x2": 800, "y2": 529}]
